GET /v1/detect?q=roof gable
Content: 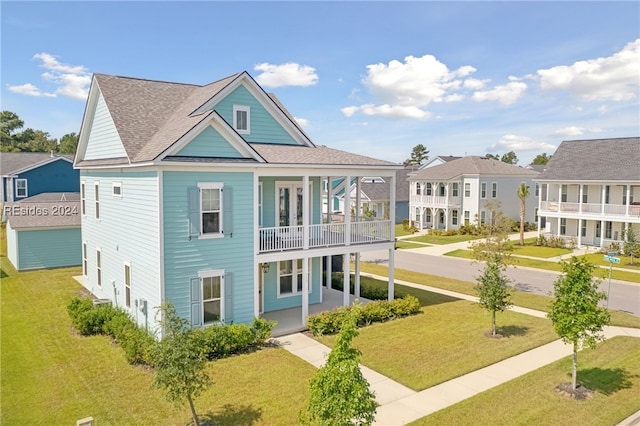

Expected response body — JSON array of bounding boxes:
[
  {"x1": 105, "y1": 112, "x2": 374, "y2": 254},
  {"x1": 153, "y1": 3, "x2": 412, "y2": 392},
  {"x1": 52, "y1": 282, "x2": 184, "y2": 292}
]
[
  {"x1": 1, "y1": 153, "x2": 73, "y2": 176},
  {"x1": 409, "y1": 156, "x2": 538, "y2": 181},
  {"x1": 537, "y1": 137, "x2": 640, "y2": 181}
]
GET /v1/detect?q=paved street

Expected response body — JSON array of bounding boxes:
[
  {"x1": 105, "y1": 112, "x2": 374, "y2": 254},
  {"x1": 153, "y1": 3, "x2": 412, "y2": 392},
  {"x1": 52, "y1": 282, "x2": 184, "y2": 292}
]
[{"x1": 360, "y1": 243, "x2": 640, "y2": 317}]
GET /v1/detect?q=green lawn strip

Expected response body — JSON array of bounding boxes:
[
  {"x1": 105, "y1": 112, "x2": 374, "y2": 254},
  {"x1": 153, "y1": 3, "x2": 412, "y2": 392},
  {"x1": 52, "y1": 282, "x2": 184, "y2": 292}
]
[
  {"x1": 315, "y1": 298, "x2": 558, "y2": 391},
  {"x1": 359, "y1": 262, "x2": 640, "y2": 329},
  {"x1": 1, "y1": 266, "x2": 314, "y2": 425},
  {"x1": 405, "y1": 234, "x2": 481, "y2": 245},
  {"x1": 396, "y1": 241, "x2": 429, "y2": 250},
  {"x1": 444, "y1": 249, "x2": 640, "y2": 284},
  {"x1": 582, "y1": 253, "x2": 640, "y2": 271},
  {"x1": 410, "y1": 336, "x2": 640, "y2": 426},
  {"x1": 509, "y1": 243, "x2": 572, "y2": 258}
]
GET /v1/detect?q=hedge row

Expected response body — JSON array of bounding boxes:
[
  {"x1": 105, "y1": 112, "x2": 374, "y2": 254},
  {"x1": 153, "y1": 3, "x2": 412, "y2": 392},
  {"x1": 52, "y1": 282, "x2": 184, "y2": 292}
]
[
  {"x1": 307, "y1": 295, "x2": 421, "y2": 336},
  {"x1": 67, "y1": 297, "x2": 275, "y2": 366}
]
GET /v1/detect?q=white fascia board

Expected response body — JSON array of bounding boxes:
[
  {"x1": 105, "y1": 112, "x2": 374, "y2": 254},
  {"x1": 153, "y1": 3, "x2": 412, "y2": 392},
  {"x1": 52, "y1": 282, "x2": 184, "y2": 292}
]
[{"x1": 75, "y1": 77, "x2": 101, "y2": 164}]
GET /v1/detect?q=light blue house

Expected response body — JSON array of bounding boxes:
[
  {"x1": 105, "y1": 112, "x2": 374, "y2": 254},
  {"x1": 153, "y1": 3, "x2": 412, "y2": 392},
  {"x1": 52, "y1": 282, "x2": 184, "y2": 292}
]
[
  {"x1": 1, "y1": 153, "x2": 79, "y2": 202},
  {"x1": 75, "y1": 72, "x2": 399, "y2": 334},
  {"x1": 5, "y1": 193, "x2": 81, "y2": 271}
]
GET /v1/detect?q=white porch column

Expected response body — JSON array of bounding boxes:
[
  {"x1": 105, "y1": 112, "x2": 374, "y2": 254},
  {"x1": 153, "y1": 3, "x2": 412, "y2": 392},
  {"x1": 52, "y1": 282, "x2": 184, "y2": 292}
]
[
  {"x1": 600, "y1": 219, "x2": 605, "y2": 248},
  {"x1": 626, "y1": 184, "x2": 631, "y2": 216},
  {"x1": 390, "y1": 173, "x2": 396, "y2": 229},
  {"x1": 356, "y1": 176, "x2": 361, "y2": 218},
  {"x1": 345, "y1": 175, "x2": 351, "y2": 246},
  {"x1": 302, "y1": 256, "x2": 309, "y2": 325},
  {"x1": 303, "y1": 175, "x2": 309, "y2": 250},
  {"x1": 577, "y1": 218, "x2": 583, "y2": 248},
  {"x1": 579, "y1": 184, "x2": 584, "y2": 213},
  {"x1": 354, "y1": 253, "x2": 361, "y2": 298},
  {"x1": 601, "y1": 185, "x2": 606, "y2": 214},
  {"x1": 326, "y1": 176, "x2": 332, "y2": 292},
  {"x1": 388, "y1": 247, "x2": 395, "y2": 301},
  {"x1": 343, "y1": 253, "x2": 350, "y2": 306},
  {"x1": 557, "y1": 217, "x2": 561, "y2": 237}
]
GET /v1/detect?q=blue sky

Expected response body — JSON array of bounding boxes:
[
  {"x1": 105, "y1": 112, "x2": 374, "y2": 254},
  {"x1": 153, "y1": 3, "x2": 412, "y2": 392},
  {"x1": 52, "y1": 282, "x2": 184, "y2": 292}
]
[{"x1": 2, "y1": 1, "x2": 639, "y2": 165}]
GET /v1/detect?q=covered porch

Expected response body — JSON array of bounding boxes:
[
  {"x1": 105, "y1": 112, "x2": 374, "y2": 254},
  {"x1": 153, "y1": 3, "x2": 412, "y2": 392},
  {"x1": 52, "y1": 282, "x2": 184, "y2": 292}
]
[{"x1": 262, "y1": 287, "x2": 371, "y2": 337}]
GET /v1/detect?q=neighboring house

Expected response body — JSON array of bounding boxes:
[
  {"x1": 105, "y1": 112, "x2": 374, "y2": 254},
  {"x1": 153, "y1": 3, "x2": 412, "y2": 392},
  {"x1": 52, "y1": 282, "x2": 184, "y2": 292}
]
[
  {"x1": 0, "y1": 153, "x2": 78, "y2": 202},
  {"x1": 75, "y1": 72, "x2": 400, "y2": 334},
  {"x1": 5, "y1": 193, "x2": 81, "y2": 271},
  {"x1": 419, "y1": 155, "x2": 461, "y2": 169},
  {"x1": 332, "y1": 169, "x2": 412, "y2": 224},
  {"x1": 536, "y1": 137, "x2": 640, "y2": 249},
  {"x1": 408, "y1": 156, "x2": 539, "y2": 231}
]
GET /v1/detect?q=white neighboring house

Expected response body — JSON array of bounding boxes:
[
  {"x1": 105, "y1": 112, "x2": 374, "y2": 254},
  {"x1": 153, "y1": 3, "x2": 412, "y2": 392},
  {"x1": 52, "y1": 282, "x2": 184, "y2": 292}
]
[
  {"x1": 536, "y1": 137, "x2": 640, "y2": 249},
  {"x1": 408, "y1": 156, "x2": 539, "y2": 231}
]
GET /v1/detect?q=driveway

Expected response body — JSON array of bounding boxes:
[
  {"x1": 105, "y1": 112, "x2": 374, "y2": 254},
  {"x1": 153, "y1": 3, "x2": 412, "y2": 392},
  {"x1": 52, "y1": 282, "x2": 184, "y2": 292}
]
[{"x1": 361, "y1": 233, "x2": 640, "y2": 316}]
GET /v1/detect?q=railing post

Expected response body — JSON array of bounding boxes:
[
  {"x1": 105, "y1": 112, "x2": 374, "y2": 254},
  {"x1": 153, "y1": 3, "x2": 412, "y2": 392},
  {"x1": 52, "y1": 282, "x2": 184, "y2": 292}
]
[{"x1": 345, "y1": 175, "x2": 351, "y2": 246}]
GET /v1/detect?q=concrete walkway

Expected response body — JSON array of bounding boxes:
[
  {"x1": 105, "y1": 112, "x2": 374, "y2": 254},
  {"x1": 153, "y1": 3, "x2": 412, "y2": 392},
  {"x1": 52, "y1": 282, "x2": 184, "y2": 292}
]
[{"x1": 272, "y1": 279, "x2": 640, "y2": 425}]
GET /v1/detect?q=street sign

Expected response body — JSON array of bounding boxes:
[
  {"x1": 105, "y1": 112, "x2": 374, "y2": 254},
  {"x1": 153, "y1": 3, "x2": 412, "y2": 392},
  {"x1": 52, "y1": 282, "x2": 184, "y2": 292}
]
[{"x1": 604, "y1": 255, "x2": 621, "y2": 264}]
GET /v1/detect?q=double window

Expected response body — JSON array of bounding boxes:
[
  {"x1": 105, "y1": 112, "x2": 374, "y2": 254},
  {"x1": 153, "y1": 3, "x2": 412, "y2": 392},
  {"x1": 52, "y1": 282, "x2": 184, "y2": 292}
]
[
  {"x1": 480, "y1": 182, "x2": 487, "y2": 199},
  {"x1": 492, "y1": 182, "x2": 497, "y2": 198},
  {"x1": 278, "y1": 259, "x2": 311, "y2": 297},
  {"x1": 233, "y1": 105, "x2": 250, "y2": 134},
  {"x1": 16, "y1": 179, "x2": 27, "y2": 198}
]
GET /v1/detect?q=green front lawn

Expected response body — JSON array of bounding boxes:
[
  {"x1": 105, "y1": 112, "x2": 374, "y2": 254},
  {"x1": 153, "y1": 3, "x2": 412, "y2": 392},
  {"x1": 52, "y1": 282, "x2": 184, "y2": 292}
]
[
  {"x1": 412, "y1": 336, "x2": 640, "y2": 425},
  {"x1": 315, "y1": 297, "x2": 558, "y2": 391},
  {"x1": 582, "y1": 253, "x2": 640, "y2": 271},
  {"x1": 406, "y1": 233, "x2": 481, "y2": 245},
  {"x1": 396, "y1": 241, "x2": 429, "y2": 250}
]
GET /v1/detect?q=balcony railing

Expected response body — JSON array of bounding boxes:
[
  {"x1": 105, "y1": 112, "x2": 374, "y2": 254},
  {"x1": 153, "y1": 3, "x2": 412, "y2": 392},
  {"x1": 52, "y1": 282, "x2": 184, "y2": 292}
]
[
  {"x1": 540, "y1": 201, "x2": 640, "y2": 218},
  {"x1": 258, "y1": 220, "x2": 392, "y2": 253},
  {"x1": 410, "y1": 195, "x2": 460, "y2": 207}
]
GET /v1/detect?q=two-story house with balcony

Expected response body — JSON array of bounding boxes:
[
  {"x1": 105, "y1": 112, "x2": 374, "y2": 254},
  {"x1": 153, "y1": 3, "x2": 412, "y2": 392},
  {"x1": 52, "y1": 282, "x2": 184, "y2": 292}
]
[
  {"x1": 408, "y1": 156, "x2": 538, "y2": 231},
  {"x1": 74, "y1": 72, "x2": 399, "y2": 335},
  {"x1": 536, "y1": 137, "x2": 640, "y2": 249}
]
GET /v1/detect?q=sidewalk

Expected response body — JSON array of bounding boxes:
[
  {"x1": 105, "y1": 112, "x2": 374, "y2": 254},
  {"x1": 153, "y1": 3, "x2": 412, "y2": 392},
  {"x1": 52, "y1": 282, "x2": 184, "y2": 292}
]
[{"x1": 272, "y1": 278, "x2": 640, "y2": 425}]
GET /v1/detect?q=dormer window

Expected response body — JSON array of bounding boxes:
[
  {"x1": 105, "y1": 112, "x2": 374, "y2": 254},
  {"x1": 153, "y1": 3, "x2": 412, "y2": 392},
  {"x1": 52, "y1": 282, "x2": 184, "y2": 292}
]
[{"x1": 233, "y1": 105, "x2": 250, "y2": 134}]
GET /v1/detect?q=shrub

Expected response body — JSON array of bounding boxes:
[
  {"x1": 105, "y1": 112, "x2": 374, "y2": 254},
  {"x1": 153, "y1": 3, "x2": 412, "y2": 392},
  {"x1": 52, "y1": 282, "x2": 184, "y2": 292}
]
[
  {"x1": 67, "y1": 297, "x2": 118, "y2": 336},
  {"x1": 402, "y1": 219, "x2": 417, "y2": 233},
  {"x1": 193, "y1": 318, "x2": 276, "y2": 360},
  {"x1": 307, "y1": 295, "x2": 421, "y2": 336}
]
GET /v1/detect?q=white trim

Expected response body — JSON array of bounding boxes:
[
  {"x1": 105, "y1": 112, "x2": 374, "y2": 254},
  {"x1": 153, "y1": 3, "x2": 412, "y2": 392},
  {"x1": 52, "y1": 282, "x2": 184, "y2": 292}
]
[
  {"x1": 158, "y1": 170, "x2": 166, "y2": 307},
  {"x1": 112, "y1": 181, "x2": 122, "y2": 198},
  {"x1": 198, "y1": 269, "x2": 225, "y2": 324},
  {"x1": 15, "y1": 179, "x2": 27, "y2": 198},
  {"x1": 233, "y1": 105, "x2": 250, "y2": 134},
  {"x1": 197, "y1": 182, "x2": 224, "y2": 239}
]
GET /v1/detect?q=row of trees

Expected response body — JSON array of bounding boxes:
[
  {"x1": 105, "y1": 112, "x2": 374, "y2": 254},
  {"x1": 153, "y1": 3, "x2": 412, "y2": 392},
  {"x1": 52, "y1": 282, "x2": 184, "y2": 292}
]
[
  {"x1": 0, "y1": 110, "x2": 78, "y2": 154},
  {"x1": 403, "y1": 144, "x2": 551, "y2": 168}
]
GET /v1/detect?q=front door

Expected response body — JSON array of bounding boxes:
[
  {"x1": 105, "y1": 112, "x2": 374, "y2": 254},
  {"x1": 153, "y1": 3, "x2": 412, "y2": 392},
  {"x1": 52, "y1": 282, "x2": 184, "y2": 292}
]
[{"x1": 595, "y1": 222, "x2": 601, "y2": 246}]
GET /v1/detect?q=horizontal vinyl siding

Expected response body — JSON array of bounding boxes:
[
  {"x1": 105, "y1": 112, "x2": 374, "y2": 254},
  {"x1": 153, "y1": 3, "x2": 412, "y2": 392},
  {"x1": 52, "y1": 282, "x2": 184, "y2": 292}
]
[
  {"x1": 163, "y1": 171, "x2": 255, "y2": 325},
  {"x1": 80, "y1": 171, "x2": 161, "y2": 329},
  {"x1": 6, "y1": 221, "x2": 19, "y2": 269},
  {"x1": 16, "y1": 159, "x2": 79, "y2": 199},
  {"x1": 16, "y1": 228, "x2": 81, "y2": 270},
  {"x1": 175, "y1": 125, "x2": 243, "y2": 158},
  {"x1": 84, "y1": 93, "x2": 128, "y2": 160},
  {"x1": 215, "y1": 85, "x2": 298, "y2": 145}
]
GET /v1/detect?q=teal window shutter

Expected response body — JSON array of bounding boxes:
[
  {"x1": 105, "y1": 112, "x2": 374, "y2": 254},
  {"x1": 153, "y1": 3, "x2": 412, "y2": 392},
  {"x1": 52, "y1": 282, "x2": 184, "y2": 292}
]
[
  {"x1": 223, "y1": 186, "x2": 233, "y2": 237},
  {"x1": 190, "y1": 277, "x2": 202, "y2": 327},
  {"x1": 224, "y1": 272, "x2": 233, "y2": 322},
  {"x1": 188, "y1": 187, "x2": 200, "y2": 239}
]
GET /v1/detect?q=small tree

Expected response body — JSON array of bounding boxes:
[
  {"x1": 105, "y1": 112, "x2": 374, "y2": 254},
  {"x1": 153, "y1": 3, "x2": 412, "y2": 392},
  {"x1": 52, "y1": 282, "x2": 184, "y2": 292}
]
[
  {"x1": 623, "y1": 227, "x2": 639, "y2": 265},
  {"x1": 475, "y1": 254, "x2": 512, "y2": 336},
  {"x1": 517, "y1": 183, "x2": 530, "y2": 245},
  {"x1": 500, "y1": 151, "x2": 518, "y2": 164},
  {"x1": 152, "y1": 303, "x2": 211, "y2": 426},
  {"x1": 547, "y1": 257, "x2": 610, "y2": 392},
  {"x1": 531, "y1": 153, "x2": 551, "y2": 165},
  {"x1": 301, "y1": 304, "x2": 376, "y2": 425},
  {"x1": 404, "y1": 144, "x2": 429, "y2": 167}
]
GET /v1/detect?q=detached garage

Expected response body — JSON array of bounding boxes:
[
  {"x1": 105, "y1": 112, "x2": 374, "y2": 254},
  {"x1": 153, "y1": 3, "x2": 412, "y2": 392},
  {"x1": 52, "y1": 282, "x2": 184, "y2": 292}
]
[{"x1": 5, "y1": 194, "x2": 81, "y2": 271}]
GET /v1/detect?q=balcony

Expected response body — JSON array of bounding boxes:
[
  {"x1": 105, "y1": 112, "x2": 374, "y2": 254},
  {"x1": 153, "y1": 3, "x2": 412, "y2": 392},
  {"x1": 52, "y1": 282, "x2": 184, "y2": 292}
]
[
  {"x1": 258, "y1": 219, "x2": 392, "y2": 253},
  {"x1": 410, "y1": 194, "x2": 460, "y2": 207},
  {"x1": 540, "y1": 201, "x2": 640, "y2": 219}
]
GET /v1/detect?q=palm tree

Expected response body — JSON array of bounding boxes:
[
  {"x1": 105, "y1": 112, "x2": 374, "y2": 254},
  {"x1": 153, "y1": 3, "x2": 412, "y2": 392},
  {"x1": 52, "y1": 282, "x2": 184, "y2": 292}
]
[{"x1": 517, "y1": 183, "x2": 530, "y2": 245}]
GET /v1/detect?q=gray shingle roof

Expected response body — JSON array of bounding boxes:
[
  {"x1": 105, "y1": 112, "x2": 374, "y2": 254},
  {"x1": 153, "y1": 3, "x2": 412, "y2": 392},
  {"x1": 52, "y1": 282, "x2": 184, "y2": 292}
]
[
  {"x1": 1, "y1": 153, "x2": 73, "y2": 176},
  {"x1": 249, "y1": 143, "x2": 397, "y2": 167},
  {"x1": 79, "y1": 72, "x2": 397, "y2": 169},
  {"x1": 408, "y1": 156, "x2": 538, "y2": 180},
  {"x1": 21, "y1": 192, "x2": 80, "y2": 202},
  {"x1": 5, "y1": 200, "x2": 81, "y2": 228},
  {"x1": 536, "y1": 137, "x2": 640, "y2": 181},
  {"x1": 359, "y1": 168, "x2": 413, "y2": 201}
]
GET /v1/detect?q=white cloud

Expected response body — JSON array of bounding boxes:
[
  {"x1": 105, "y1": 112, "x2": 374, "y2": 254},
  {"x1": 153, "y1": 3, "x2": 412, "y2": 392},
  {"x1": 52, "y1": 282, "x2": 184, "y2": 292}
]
[
  {"x1": 254, "y1": 62, "x2": 318, "y2": 88},
  {"x1": 598, "y1": 105, "x2": 608, "y2": 114},
  {"x1": 7, "y1": 53, "x2": 90, "y2": 100},
  {"x1": 552, "y1": 126, "x2": 585, "y2": 137},
  {"x1": 463, "y1": 78, "x2": 488, "y2": 90},
  {"x1": 343, "y1": 54, "x2": 478, "y2": 119},
  {"x1": 472, "y1": 81, "x2": 527, "y2": 105},
  {"x1": 293, "y1": 116, "x2": 309, "y2": 128},
  {"x1": 537, "y1": 38, "x2": 640, "y2": 101},
  {"x1": 489, "y1": 134, "x2": 556, "y2": 152},
  {"x1": 7, "y1": 83, "x2": 55, "y2": 97}
]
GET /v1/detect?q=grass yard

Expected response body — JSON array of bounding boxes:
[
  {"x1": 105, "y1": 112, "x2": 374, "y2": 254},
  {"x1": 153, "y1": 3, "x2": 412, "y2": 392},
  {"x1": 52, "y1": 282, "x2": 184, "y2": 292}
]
[
  {"x1": 396, "y1": 240, "x2": 429, "y2": 250},
  {"x1": 314, "y1": 297, "x2": 558, "y2": 391},
  {"x1": 444, "y1": 249, "x2": 640, "y2": 284},
  {"x1": 508, "y1": 243, "x2": 572, "y2": 258},
  {"x1": 359, "y1": 262, "x2": 640, "y2": 329},
  {"x1": 0, "y1": 260, "x2": 315, "y2": 425},
  {"x1": 406, "y1": 233, "x2": 481, "y2": 245},
  {"x1": 582, "y1": 252, "x2": 640, "y2": 271},
  {"x1": 411, "y1": 336, "x2": 640, "y2": 425}
]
